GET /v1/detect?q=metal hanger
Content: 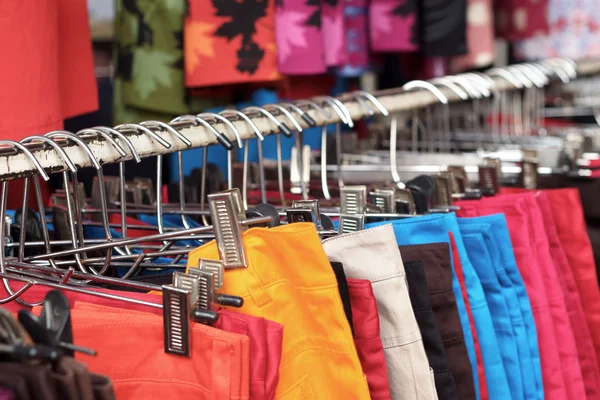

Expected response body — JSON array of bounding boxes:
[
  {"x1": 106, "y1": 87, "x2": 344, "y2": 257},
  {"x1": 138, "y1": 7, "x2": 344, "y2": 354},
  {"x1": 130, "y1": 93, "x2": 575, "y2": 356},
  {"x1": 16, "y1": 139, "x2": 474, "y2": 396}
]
[
  {"x1": 92, "y1": 126, "x2": 142, "y2": 255},
  {"x1": 403, "y1": 80, "x2": 450, "y2": 152},
  {"x1": 295, "y1": 100, "x2": 337, "y2": 200},
  {"x1": 241, "y1": 105, "x2": 293, "y2": 206},
  {"x1": 218, "y1": 109, "x2": 266, "y2": 207},
  {"x1": 312, "y1": 96, "x2": 354, "y2": 190},
  {"x1": 170, "y1": 114, "x2": 233, "y2": 226},
  {"x1": 0, "y1": 141, "x2": 52, "y2": 307}
]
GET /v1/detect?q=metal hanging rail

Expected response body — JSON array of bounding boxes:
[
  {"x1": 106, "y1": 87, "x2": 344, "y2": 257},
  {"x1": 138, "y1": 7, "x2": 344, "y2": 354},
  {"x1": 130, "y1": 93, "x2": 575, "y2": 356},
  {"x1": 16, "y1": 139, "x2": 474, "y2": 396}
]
[{"x1": 0, "y1": 57, "x2": 599, "y2": 180}]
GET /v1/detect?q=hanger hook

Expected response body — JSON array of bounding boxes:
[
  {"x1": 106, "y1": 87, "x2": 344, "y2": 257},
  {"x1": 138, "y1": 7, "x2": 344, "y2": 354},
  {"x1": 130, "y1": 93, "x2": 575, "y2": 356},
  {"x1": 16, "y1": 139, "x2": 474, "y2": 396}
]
[
  {"x1": 264, "y1": 104, "x2": 304, "y2": 132},
  {"x1": 241, "y1": 106, "x2": 293, "y2": 136},
  {"x1": 19, "y1": 136, "x2": 77, "y2": 173},
  {"x1": 403, "y1": 80, "x2": 450, "y2": 152},
  {"x1": 280, "y1": 102, "x2": 317, "y2": 127},
  {"x1": 352, "y1": 90, "x2": 389, "y2": 116},
  {"x1": 506, "y1": 66, "x2": 534, "y2": 89},
  {"x1": 403, "y1": 80, "x2": 449, "y2": 104},
  {"x1": 114, "y1": 123, "x2": 172, "y2": 149},
  {"x1": 457, "y1": 74, "x2": 489, "y2": 97},
  {"x1": 76, "y1": 128, "x2": 128, "y2": 158},
  {"x1": 431, "y1": 77, "x2": 469, "y2": 100},
  {"x1": 197, "y1": 113, "x2": 243, "y2": 149},
  {"x1": 293, "y1": 100, "x2": 333, "y2": 119},
  {"x1": 170, "y1": 115, "x2": 234, "y2": 150},
  {"x1": 312, "y1": 96, "x2": 353, "y2": 127},
  {"x1": 552, "y1": 57, "x2": 577, "y2": 79},
  {"x1": 45, "y1": 131, "x2": 101, "y2": 169},
  {"x1": 0, "y1": 141, "x2": 50, "y2": 181},
  {"x1": 219, "y1": 109, "x2": 264, "y2": 141},
  {"x1": 140, "y1": 121, "x2": 192, "y2": 148},
  {"x1": 520, "y1": 64, "x2": 549, "y2": 87},
  {"x1": 92, "y1": 126, "x2": 142, "y2": 163},
  {"x1": 198, "y1": 112, "x2": 243, "y2": 191},
  {"x1": 45, "y1": 130, "x2": 117, "y2": 275},
  {"x1": 241, "y1": 105, "x2": 289, "y2": 205},
  {"x1": 220, "y1": 109, "x2": 267, "y2": 206},
  {"x1": 539, "y1": 59, "x2": 571, "y2": 83},
  {"x1": 486, "y1": 67, "x2": 524, "y2": 89}
]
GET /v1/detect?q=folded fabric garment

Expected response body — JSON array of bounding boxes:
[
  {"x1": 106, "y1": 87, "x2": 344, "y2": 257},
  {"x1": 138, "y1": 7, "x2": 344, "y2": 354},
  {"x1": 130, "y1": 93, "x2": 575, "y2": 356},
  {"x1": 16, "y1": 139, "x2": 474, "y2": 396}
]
[
  {"x1": 404, "y1": 259, "x2": 459, "y2": 400},
  {"x1": 68, "y1": 302, "x2": 250, "y2": 400},
  {"x1": 459, "y1": 221, "x2": 523, "y2": 400},
  {"x1": 536, "y1": 192, "x2": 600, "y2": 398},
  {"x1": 322, "y1": 224, "x2": 438, "y2": 400},
  {"x1": 215, "y1": 310, "x2": 284, "y2": 400},
  {"x1": 546, "y1": 188, "x2": 600, "y2": 373},
  {"x1": 459, "y1": 214, "x2": 542, "y2": 400},
  {"x1": 400, "y1": 243, "x2": 477, "y2": 400},
  {"x1": 331, "y1": 262, "x2": 354, "y2": 334},
  {"x1": 457, "y1": 197, "x2": 568, "y2": 400},
  {"x1": 187, "y1": 223, "x2": 371, "y2": 399},
  {"x1": 347, "y1": 278, "x2": 393, "y2": 400},
  {"x1": 366, "y1": 215, "x2": 482, "y2": 400}
]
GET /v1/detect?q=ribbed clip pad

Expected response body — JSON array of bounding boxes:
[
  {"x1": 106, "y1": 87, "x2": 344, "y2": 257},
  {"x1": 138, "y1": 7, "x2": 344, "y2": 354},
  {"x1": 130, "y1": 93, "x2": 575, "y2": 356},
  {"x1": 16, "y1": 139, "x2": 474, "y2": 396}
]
[
  {"x1": 208, "y1": 189, "x2": 247, "y2": 269},
  {"x1": 163, "y1": 285, "x2": 191, "y2": 357}
]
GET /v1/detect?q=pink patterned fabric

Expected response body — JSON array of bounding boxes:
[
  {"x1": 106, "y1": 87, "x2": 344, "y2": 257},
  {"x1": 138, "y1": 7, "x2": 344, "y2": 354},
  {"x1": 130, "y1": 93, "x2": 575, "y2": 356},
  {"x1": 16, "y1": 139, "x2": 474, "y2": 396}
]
[
  {"x1": 514, "y1": 0, "x2": 600, "y2": 60},
  {"x1": 495, "y1": 0, "x2": 549, "y2": 41},
  {"x1": 275, "y1": 0, "x2": 326, "y2": 75},
  {"x1": 321, "y1": 0, "x2": 346, "y2": 66},
  {"x1": 369, "y1": 0, "x2": 418, "y2": 52},
  {"x1": 450, "y1": 0, "x2": 494, "y2": 72}
]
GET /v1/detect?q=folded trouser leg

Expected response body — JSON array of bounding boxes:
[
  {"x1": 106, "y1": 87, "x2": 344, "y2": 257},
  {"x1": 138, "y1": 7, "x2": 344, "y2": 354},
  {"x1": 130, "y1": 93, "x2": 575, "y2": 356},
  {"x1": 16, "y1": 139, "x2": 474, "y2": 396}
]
[
  {"x1": 405, "y1": 259, "x2": 459, "y2": 400},
  {"x1": 187, "y1": 223, "x2": 372, "y2": 400},
  {"x1": 367, "y1": 215, "x2": 481, "y2": 400},
  {"x1": 400, "y1": 243, "x2": 477, "y2": 400},
  {"x1": 323, "y1": 224, "x2": 438, "y2": 400}
]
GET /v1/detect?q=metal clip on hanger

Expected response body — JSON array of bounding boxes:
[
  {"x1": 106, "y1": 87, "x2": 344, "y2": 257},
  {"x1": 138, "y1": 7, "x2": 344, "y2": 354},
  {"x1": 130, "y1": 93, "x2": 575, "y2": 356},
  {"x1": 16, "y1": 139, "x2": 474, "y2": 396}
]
[
  {"x1": 338, "y1": 186, "x2": 367, "y2": 234},
  {"x1": 478, "y1": 157, "x2": 502, "y2": 195},
  {"x1": 208, "y1": 188, "x2": 261, "y2": 269}
]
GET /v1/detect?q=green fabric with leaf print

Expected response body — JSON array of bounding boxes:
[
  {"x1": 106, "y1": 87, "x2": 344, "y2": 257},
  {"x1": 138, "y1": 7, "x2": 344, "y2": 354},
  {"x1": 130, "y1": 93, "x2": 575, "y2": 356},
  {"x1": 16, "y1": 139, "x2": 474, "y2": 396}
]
[{"x1": 113, "y1": 0, "x2": 230, "y2": 125}]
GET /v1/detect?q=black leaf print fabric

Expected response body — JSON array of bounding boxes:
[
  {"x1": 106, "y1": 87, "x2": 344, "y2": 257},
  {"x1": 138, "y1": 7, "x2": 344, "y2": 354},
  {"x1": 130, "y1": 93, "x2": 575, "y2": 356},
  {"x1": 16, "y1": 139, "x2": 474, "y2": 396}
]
[
  {"x1": 305, "y1": 0, "x2": 322, "y2": 28},
  {"x1": 185, "y1": 0, "x2": 279, "y2": 86},
  {"x1": 211, "y1": 0, "x2": 268, "y2": 73},
  {"x1": 275, "y1": 0, "x2": 326, "y2": 74},
  {"x1": 369, "y1": 0, "x2": 419, "y2": 52}
]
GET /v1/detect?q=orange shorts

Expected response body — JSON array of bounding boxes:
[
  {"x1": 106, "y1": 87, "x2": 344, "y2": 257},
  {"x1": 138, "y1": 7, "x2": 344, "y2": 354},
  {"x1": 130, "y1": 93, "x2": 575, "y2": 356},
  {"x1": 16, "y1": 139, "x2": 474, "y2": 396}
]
[
  {"x1": 51, "y1": 302, "x2": 250, "y2": 400},
  {"x1": 188, "y1": 222, "x2": 371, "y2": 399}
]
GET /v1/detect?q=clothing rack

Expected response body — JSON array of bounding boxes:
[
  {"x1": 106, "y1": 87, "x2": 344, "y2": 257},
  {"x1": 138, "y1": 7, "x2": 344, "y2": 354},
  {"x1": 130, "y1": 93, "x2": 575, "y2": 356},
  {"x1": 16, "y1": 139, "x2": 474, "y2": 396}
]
[{"x1": 1, "y1": 57, "x2": 599, "y2": 180}]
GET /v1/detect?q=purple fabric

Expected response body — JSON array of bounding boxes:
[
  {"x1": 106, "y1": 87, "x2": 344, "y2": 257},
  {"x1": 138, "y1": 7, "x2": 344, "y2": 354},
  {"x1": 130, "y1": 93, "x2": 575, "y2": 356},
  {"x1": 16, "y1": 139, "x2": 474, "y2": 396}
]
[
  {"x1": 0, "y1": 387, "x2": 14, "y2": 400},
  {"x1": 321, "y1": 0, "x2": 346, "y2": 66},
  {"x1": 338, "y1": 0, "x2": 370, "y2": 77},
  {"x1": 369, "y1": 0, "x2": 418, "y2": 52},
  {"x1": 275, "y1": 0, "x2": 326, "y2": 75}
]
